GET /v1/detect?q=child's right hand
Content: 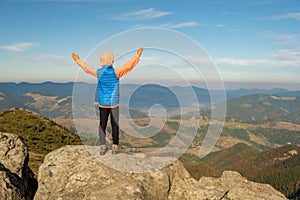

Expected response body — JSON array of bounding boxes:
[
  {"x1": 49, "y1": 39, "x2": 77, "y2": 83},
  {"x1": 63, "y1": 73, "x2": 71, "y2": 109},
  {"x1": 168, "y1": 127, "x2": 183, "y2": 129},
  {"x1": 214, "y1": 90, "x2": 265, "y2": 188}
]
[
  {"x1": 72, "y1": 53, "x2": 80, "y2": 62},
  {"x1": 72, "y1": 53, "x2": 84, "y2": 67}
]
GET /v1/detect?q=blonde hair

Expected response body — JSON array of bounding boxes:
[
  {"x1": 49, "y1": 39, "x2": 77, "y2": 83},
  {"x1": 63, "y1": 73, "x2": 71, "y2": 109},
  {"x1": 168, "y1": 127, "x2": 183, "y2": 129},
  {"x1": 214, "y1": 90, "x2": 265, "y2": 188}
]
[{"x1": 100, "y1": 51, "x2": 114, "y2": 66}]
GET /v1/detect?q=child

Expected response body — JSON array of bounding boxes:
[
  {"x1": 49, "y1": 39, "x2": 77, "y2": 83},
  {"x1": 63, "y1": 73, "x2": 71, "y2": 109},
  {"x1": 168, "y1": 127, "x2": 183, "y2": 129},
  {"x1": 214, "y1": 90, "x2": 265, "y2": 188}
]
[{"x1": 72, "y1": 48, "x2": 143, "y2": 155}]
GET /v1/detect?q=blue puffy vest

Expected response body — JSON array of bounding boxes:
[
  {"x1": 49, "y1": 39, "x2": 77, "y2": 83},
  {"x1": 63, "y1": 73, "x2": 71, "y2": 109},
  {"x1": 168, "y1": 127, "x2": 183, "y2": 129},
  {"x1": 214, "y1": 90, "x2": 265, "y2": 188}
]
[{"x1": 97, "y1": 65, "x2": 119, "y2": 107}]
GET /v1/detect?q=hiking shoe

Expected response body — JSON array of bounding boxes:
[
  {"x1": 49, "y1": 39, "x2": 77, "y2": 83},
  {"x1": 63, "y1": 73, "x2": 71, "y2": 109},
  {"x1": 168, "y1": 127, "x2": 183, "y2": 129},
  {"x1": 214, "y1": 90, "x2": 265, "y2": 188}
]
[
  {"x1": 100, "y1": 145, "x2": 108, "y2": 155},
  {"x1": 112, "y1": 144, "x2": 119, "y2": 154}
]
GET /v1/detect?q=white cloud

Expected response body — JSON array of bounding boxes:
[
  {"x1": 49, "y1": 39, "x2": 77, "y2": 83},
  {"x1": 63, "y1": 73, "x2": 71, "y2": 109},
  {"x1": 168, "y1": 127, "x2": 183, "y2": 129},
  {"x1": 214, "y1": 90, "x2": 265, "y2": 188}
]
[
  {"x1": 270, "y1": 12, "x2": 300, "y2": 21},
  {"x1": 216, "y1": 24, "x2": 228, "y2": 28},
  {"x1": 271, "y1": 47, "x2": 300, "y2": 61},
  {"x1": 184, "y1": 55, "x2": 213, "y2": 65},
  {"x1": 258, "y1": 31, "x2": 299, "y2": 46},
  {"x1": 216, "y1": 57, "x2": 300, "y2": 68},
  {"x1": 216, "y1": 58, "x2": 267, "y2": 66},
  {"x1": 0, "y1": 42, "x2": 38, "y2": 52},
  {"x1": 112, "y1": 8, "x2": 172, "y2": 20},
  {"x1": 214, "y1": 54, "x2": 300, "y2": 83},
  {"x1": 129, "y1": 22, "x2": 197, "y2": 29},
  {"x1": 162, "y1": 22, "x2": 197, "y2": 28}
]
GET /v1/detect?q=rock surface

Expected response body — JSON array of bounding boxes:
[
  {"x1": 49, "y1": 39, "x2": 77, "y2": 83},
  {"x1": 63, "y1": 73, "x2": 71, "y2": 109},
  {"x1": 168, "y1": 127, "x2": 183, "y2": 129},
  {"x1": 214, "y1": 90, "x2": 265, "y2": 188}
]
[
  {"x1": 34, "y1": 145, "x2": 287, "y2": 200},
  {"x1": 169, "y1": 170, "x2": 287, "y2": 200},
  {"x1": 0, "y1": 132, "x2": 33, "y2": 200}
]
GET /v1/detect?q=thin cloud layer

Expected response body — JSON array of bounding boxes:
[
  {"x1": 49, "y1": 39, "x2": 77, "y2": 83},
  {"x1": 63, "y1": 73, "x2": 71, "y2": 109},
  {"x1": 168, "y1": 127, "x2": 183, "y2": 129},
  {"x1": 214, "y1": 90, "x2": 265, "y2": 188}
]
[
  {"x1": 271, "y1": 47, "x2": 300, "y2": 61},
  {"x1": 270, "y1": 12, "x2": 300, "y2": 21},
  {"x1": 216, "y1": 24, "x2": 228, "y2": 28},
  {"x1": 161, "y1": 22, "x2": 197, "y2": 28},
  {"x1": 259, "y1": 31, "x2": 299, "y2": 46},
  {"x1": 216, "y1": 57, "x2": 300, "y2": 68},
  {"x1": 111, "y1": 8, "x2": 172, "y2": 20},
  {"x1": 0, "y1": 42, "x2": 38, "y2": 52},
  {"x1": 130, "y1": 22, "x2": 197, "y2": 29}
]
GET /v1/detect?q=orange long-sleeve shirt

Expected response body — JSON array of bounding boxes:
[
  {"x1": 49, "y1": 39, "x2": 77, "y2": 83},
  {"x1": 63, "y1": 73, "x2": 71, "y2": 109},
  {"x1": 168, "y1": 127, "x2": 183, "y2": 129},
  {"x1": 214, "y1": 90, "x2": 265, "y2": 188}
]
[{"x1": 114, "y1": 54, "x2": 140, "y2": 78}]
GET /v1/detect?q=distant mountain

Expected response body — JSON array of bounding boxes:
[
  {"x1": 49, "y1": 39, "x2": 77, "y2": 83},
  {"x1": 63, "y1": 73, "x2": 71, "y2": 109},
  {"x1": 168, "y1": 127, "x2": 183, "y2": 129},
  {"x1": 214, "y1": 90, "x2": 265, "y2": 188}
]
[
  {"x1": 1, "y1": 82, "x2": 299, "y2": 108},
  {"x1": 1, "y1": 81, "x2": 300, "y2": 121},
  {"x1": 197, "y1": 94, "x2": 300, "y2": 151},
  {"x1": 0, "y1": 82, "x2": 75, "y2": 96},
  {"x1": 181, "y1": 143, "x2": 300, "y2": 199},
  {"x1": 0, "y1": 92, "x2": 73, "y2": 118},
  {"x1": 0, "y1": 92, "x2": 34, "y2": 111},
  {"x1": 202, "y1": 94, "x2": 300, "y2": 123},
  {"x1": 199, "y1": 143, "x2": 260, "y2": 171},
  {"x1": 127, "y1": 84, "x2": 181, "y2": 109},
  {"x1": 226, "y1": 88, "x2": 300, "y2": 99},
  {"x1": 1, "y1": 84, "x2": 299, "y2": 152}
]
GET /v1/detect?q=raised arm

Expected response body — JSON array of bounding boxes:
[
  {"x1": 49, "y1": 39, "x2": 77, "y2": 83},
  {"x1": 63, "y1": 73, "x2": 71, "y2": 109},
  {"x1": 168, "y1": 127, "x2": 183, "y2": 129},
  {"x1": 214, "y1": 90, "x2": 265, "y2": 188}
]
[
  {"x1": 72, "y1": 53, "x2": 97, "y2": 77},
  {"x1": 115, "y1": 48, "x2": 143, "y2": 78}
]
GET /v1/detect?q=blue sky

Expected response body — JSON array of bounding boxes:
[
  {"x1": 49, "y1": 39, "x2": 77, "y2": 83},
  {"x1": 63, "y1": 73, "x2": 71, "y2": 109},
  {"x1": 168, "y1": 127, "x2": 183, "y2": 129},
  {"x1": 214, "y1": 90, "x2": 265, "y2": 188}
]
[{"x1": 0, "y1": 0, "x2": 300, "y2": 89}]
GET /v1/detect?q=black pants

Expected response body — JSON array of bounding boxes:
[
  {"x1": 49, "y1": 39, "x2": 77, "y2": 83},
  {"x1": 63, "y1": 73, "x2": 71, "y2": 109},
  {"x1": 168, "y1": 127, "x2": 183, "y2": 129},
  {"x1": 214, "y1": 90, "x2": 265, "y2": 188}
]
[{"x1": 98, "y1": 106, "x2": 119, "y2": 146}]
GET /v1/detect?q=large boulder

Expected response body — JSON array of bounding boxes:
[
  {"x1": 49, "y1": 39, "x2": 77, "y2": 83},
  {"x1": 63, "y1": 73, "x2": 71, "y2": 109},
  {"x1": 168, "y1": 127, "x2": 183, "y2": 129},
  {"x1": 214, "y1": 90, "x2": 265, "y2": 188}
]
[
  {"x1": 0, "y1": 132, "x2": 28, "y2": 178},
  {"x1": 0, "y1": 163, "x2": 23, "y2": 200},
  {"x1": 34, "y1": 145, "x2": 287, "y2": 200},
  {"x1": 0, "y1": 132, "x2": 33, "y2": 200},
  {"x1": 34, "y1": 145, "x2": 189, "y2": 200}
]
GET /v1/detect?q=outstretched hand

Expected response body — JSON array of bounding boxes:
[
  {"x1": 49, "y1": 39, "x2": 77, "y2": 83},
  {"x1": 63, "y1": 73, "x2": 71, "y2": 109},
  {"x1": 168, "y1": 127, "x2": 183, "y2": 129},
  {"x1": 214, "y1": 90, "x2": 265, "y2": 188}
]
[
  {"x1": 72, "y1": 53, "x2": 80, "y2": 62},
  {"x1": 72, "y1": 53, "x2": 83, "y2": 67},
  {"x1": 137, "y1": 48, "x2": 143, "y2": 57}
]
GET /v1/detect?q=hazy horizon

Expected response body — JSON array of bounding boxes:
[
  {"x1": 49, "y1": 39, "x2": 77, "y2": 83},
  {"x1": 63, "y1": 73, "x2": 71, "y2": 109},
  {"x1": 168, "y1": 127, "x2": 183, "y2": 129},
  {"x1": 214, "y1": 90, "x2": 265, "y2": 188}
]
[{"x1": 1, "y1": 80, "x2": 299, "y2": 91}]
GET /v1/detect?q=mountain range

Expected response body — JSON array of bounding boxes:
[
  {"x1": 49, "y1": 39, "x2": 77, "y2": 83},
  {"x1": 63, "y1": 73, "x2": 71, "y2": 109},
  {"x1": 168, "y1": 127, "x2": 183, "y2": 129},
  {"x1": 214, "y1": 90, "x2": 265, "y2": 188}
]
[
  {"x1": 1, "y1": 81, "x2": 300, "y2": 108},
  {"x1": 202, "y1": 93, "x2": 300, "y2": 123},
  {"x1": 1, "y1": 82, "x2": 299, "y2": 198},
  {"x1": 1, "y1": 82, "x2": 299, "y2": 151},
  {"x1": 180, "y1": 143, "x2": 300, "y2": 199},
  {"x1": 1, "y1": 81, "x2": 300, "y2": 117},
  {"x1": 0, "y1": 108, "x2": 298, "y2": 199}
]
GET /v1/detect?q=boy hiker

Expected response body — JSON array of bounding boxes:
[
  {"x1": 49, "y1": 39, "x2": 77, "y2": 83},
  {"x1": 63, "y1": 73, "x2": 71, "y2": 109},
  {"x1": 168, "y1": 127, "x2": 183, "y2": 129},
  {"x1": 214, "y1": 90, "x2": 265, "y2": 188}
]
[{"x1": 72, "y1": 48, "x2": 143, "y2": 155}]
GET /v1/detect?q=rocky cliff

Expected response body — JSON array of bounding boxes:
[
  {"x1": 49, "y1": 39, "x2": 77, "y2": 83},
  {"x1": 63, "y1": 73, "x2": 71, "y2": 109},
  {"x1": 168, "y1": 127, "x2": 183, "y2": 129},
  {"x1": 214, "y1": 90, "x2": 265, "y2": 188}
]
[
  {"x1": 0, "y1": 132, "x2": 35, "y2": 200},
  {"x1": 34, "y1": 145, "x2": 287, "y2": 200}
]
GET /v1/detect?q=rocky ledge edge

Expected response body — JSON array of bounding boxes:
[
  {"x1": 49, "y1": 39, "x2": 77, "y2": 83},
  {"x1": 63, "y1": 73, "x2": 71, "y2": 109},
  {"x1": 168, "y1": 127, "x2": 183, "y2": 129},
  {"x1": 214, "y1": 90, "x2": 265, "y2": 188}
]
[{"x1": 34, "y1": 145, "x2": 287, "y2": 200}]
